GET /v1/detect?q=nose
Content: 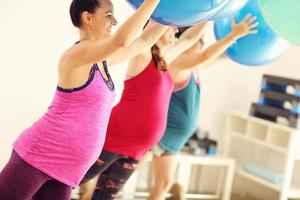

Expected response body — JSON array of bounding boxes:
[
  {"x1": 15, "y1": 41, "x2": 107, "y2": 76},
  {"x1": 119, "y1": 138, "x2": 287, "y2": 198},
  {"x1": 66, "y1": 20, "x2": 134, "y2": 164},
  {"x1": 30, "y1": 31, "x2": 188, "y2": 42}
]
[{"x1": 112, "y1": 16, "x2": 118, "y2": 26}]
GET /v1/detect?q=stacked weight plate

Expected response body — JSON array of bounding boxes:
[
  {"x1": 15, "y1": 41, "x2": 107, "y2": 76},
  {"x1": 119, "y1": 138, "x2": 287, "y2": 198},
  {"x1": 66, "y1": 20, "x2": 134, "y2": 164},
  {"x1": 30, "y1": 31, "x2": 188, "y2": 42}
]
[{"x1": 250, "y1": 74, "x2": 300, "y2": 128}]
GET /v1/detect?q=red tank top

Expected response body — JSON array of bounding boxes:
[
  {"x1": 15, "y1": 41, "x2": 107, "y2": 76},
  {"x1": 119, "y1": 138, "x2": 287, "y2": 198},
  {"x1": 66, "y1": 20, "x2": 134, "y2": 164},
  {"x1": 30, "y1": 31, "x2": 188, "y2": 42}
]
[{"x1": 103, "y1": 58, "x2": 174, "y2": 160}]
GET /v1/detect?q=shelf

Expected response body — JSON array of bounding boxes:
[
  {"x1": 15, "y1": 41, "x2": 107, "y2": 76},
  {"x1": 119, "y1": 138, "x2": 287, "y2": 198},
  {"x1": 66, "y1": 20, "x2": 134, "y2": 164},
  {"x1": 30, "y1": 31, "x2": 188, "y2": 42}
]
[
  {"x1": 227, "y1": 110, "x2": 296, "y2": 132},
  {"x1": 294, "y1": 136, "x2": 300, "y2": 160},
  {"x1": 119, "y1": 192, "x2": 219, "y2": 199},
  {"x1": 288, "y1": 187, "x2": 300, "y2": 198},
  {"x1": 177, "y1": 154, "x2": 235, "y2": 166},
  {"x1": 267, "y1": 128, "x2": 290, "y2": 149},
  {"x1": 227, "y1": 115, "x2": 248, "y2": 133},
  {"x1": 236, "y1": 168, "x2": 281, "y2": 192},
  {"x1": 225, "y1": 110, "x2": 300, "y2": 199},
  {"x1": 246, "y1": 121, "x2": 268, "y2": 141},
  {"x1": 231, "y1": 132, "x2": 287, "y2": 154}
]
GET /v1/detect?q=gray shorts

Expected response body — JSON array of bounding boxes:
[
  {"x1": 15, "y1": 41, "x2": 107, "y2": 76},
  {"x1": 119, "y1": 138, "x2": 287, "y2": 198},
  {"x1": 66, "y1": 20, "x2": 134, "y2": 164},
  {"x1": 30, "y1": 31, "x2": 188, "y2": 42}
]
[{"x1": 151, "y1": 144, "x2": 175, "y2": 157}]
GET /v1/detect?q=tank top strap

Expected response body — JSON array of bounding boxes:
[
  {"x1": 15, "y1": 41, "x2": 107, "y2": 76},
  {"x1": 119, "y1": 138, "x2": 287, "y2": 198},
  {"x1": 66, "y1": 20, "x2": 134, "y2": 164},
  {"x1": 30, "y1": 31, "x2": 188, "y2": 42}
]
[{"x1": 95, "y1": 61, "x2": 115, "y2": 91}]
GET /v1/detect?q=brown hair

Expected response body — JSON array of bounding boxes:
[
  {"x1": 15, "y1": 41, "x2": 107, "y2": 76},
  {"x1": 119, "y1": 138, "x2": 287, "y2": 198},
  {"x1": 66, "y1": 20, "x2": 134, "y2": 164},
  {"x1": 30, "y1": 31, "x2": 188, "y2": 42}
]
[
  {"x1": 143, "y1": 20, "x2": 168, "y2": 71},
  {"x1": 70, "y1": 0, "x2": 102, "y2": 28},
  {"x1": 151, "y1": 44, "x2": 167, "y2": 71}
]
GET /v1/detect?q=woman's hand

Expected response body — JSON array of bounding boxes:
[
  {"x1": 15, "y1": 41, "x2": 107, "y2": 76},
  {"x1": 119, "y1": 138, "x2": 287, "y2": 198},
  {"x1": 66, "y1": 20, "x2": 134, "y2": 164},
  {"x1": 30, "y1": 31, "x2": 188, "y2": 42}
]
[{"x1": 230, "y1": 14, "x2": 259, "y2": 40}]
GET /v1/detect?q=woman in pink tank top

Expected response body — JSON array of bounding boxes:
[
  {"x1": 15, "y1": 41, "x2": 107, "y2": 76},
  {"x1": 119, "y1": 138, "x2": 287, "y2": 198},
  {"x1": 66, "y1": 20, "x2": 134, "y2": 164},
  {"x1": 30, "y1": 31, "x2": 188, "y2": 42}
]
[
  {"x1": 0, "y1": 0, "x2": 166, "y2": 200},
  {"x1": 80, "y1": 15, "x2": 259, "y2": 200}
]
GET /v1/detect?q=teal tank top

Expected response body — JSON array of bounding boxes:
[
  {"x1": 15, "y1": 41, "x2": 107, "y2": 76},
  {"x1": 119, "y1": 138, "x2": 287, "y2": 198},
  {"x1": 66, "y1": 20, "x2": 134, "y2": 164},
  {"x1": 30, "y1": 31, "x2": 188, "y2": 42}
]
[{"x1": 159, "y1": 74, "x2": 200, "y2": 153}]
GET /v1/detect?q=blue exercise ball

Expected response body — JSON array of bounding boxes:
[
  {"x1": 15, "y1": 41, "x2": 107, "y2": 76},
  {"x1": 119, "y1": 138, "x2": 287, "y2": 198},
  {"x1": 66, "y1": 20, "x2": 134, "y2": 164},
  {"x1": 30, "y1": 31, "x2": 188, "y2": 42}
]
[
  {"x1": 214, "y1": 0, "x2": 289, "y2": 66},
  {"x1": 210, "y1": 0, "x2": 249, "y2": 20},
  {"x1": 127, "y1": 0, "x2": 228, "y2": 26}
]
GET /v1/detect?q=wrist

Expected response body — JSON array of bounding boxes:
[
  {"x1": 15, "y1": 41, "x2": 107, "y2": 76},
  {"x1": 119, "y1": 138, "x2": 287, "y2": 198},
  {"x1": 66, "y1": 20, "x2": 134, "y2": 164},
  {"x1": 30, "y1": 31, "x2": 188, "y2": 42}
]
[
  {"x1": 149, "y1": 0, "x2": 160, "y2": 3},
  {"x1": 228, "y1": 32, "x2": 239, "y2": 42},
  {"x1": 144, "y1": 0, "x2": 160, "y2": 5}
]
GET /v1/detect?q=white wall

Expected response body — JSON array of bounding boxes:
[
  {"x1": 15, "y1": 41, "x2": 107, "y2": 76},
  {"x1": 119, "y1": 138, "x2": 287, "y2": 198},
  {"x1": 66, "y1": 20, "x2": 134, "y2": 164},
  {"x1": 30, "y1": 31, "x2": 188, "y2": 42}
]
[
  {"x1": 1, "y1": 0, "x2": 300, "y2": 176},
  {"x1": 0, "y1": 0, "x2": 75, "y2": 166}
]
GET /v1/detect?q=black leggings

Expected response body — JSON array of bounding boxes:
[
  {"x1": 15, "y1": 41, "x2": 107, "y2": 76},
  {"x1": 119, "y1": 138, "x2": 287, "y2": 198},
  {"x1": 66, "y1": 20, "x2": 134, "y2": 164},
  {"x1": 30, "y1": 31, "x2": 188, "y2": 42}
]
[
  {"x1": 80, "y1": 150, "x2": 139, "y2": 200},
  {"x1": 0, "y1": 151, "x2": 71, "y2": 200}
]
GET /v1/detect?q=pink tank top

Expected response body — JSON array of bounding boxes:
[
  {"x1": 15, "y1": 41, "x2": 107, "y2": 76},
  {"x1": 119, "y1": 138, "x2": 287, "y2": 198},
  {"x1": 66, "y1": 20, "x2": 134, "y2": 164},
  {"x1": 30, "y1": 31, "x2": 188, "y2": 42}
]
[
  {"x1": 103, "y1": 58, "x2": 174, "y2": 160},
  {"x1": 13, "y1": 62, "x2": 115, "y2": 187}
]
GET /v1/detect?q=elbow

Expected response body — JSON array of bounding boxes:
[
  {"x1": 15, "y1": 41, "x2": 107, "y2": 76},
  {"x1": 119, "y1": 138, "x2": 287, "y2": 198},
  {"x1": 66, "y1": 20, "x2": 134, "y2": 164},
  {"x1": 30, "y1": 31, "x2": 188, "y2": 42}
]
[
  {"x1": 201, "y1": 51, "x2": 210, "y2": 62},
  {"x1": 196, "y1": 52, "x2": 213, "y2": 68},
  {"x1": 192, "y1": 53, "x2": 210, "y2": 68}
]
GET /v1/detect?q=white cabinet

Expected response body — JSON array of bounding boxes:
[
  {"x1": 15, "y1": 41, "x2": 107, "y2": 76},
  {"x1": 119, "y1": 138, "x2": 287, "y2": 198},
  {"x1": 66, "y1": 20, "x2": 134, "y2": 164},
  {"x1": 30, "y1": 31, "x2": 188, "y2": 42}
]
[{"x1": 224, "y1": 111, "x2": 300, "y2": 200}]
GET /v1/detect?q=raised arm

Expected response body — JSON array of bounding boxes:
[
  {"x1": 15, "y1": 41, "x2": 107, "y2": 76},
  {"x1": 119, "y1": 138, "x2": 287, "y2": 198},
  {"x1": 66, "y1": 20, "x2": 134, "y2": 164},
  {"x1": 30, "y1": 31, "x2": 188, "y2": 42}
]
[
  {"x1": 107, "y1": 20, "x2": 168, "y2": 66},
  {"x1": 169, "y1": 14, "x2": 259, "y2": 80},
  {"x1": 164, "y1": 22, "x2": 208, "y2": 64},
  {"x1": 60, "y1": 0, "x2": 160, "y2": 68}
]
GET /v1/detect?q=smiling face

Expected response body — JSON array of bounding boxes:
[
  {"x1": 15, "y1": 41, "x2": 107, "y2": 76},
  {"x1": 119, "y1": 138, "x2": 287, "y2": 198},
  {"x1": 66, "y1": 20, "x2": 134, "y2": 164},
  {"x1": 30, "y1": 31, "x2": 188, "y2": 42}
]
[{"x1": 80, "y1": 0, "x2": 117, "y2": 38}]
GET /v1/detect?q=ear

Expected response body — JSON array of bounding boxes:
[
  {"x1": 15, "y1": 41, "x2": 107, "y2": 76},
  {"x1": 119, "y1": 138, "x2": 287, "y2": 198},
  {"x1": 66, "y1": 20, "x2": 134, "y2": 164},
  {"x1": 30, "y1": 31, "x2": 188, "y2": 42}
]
[{"x1": 81, "y1": 11, "x2": 93, "y2": 26}]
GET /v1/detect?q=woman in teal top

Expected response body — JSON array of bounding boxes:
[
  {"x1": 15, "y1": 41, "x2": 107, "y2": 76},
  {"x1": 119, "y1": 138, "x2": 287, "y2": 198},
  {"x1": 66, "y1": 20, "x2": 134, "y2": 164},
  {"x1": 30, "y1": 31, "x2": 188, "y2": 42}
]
[
  {"x1": 159, "y1": 69, "x2": 201, "y2": 153},
  {"x1": 147, "y1": 13, "x2": 259, "y2": 200}
]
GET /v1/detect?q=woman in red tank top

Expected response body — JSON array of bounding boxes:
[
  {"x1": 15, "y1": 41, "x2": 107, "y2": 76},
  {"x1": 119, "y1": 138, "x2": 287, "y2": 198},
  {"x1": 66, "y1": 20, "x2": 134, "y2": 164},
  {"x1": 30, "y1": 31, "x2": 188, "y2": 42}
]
[{"x1": 80, "y1": 15, "x2": 259, "y2": 200}]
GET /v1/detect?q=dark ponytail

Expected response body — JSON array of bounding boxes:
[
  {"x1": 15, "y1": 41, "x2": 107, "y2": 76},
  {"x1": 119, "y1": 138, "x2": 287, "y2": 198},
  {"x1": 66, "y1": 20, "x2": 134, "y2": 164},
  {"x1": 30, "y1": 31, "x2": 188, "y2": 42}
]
[
  {"x1": 143, "y1": 20, "x2": 168, "y2": 71},
  {"x1": 70, "y1": 0, "x2": 102, "y2": 28},
  {"x1": 151, "y1": 45, "x2": 168, "y2": 71}
]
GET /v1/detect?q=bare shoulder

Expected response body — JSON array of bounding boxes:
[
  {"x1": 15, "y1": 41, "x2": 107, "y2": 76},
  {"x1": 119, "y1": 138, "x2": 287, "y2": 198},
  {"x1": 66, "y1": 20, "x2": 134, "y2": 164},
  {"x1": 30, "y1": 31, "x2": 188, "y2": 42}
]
[{"x1": 58, "y1": 43, "x2": 80, "y2": 69}]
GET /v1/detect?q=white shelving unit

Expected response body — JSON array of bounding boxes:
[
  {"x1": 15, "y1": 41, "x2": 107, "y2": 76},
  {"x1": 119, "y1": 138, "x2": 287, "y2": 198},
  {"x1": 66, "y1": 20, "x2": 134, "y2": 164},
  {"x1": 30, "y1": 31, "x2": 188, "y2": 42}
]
[{"x1": 224, "y1": 111, "x2": 300, "y2": 200}]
